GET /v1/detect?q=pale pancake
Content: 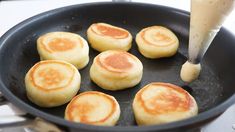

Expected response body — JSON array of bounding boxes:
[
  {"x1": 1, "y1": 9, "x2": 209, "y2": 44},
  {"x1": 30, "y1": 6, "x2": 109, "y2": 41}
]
[{"x1": 136, "y1": 26, "x2": 179, "y2": 58}]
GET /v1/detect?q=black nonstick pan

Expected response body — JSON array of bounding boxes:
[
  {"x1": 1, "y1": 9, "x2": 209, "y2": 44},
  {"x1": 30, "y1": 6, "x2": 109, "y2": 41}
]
[{"x1": 0, "y1": 2, "x2": 235, "y2": 132}]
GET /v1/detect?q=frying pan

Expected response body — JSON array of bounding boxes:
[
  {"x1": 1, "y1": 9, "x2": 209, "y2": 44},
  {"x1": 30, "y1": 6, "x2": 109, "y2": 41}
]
[{"x1": 0, "y1": 2, "x2": 235, "y2": 132}]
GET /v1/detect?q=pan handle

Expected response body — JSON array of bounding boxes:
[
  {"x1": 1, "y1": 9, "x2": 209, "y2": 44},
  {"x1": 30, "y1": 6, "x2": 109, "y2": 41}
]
[
  {"x1": 0, "y1": 92, "x2": 62, "y2": 132},
  {"x1": 0, "y1": 117, "x2": 63, "y2": 132}
]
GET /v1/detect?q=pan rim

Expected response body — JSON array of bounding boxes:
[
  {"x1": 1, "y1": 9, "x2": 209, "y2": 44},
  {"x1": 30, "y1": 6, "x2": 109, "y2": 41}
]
[{"x1": 0, "y1": 2, "x2": 235, "y2": 131}]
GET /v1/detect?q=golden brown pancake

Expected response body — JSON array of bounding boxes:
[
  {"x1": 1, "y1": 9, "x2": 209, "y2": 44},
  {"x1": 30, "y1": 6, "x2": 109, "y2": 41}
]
[
  {"x1": 65, "y1": 91, "x2": 120, "y2": 126},
  {"x1": 39, "y1": 37, "x2": 82, "y2": 53},
  {"x1": 90, "y1": 23, "x2": 129, "y2": 39},
  {"x1": 136, "y1": 26, "x2": 179, "y2": 58},
  {"x1": 133, "y1": 82, "x2": 198, "y2": 125},
  {"x1": 37, "y1": 32, "x2": 89, "y2": 69},
  {"x1": 90, "y1": 50, "x2": 143, "y2": 90},
  {"x1": 87, "y1": 23, "x2": 132, "y2": 52},
  {"x1": 29, "y1": 61, "x2": 75, "y2": 90},
  {"x1": 25, "y1": 60, "x2": 81, "y2": 107},
  {"x1": 96, "y1": 50, "x2": 134, "y2": 73}
]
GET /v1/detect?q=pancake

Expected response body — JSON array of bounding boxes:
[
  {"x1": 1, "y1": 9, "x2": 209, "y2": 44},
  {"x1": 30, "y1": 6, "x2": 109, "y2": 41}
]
[
  {"x1": 90, "y1": 50, "x2": 143, "y2": 90},
  {"x1": 136, "y1": 26, "x2": 179, "y2": 59},
  {"x1": 133, "y1": 82, "x2": 198, "y2": 125},
  {"x1": 87, "y1": 23, "x2": 132, "y2": 52},
  {"x1": 25, "y1": 60, "x2": 81, "y2": 107},
  {"x1": 37, "y1": 32, "x2": 89, "y2": 69},
  {"x1": 65, "y1": 91, "x2": 120, "y2": 126}
]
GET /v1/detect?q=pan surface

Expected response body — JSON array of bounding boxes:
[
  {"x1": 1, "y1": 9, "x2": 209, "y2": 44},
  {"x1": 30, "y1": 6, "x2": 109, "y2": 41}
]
[{"x1": 0, "y1": 2, "x2": 235, "y2": 132}]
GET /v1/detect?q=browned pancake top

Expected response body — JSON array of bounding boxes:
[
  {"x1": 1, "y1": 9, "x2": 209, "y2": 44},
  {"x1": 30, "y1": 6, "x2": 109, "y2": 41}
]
[
  {"x1": 91, "y1": 23, "x2": 129, "y2": 39},
  {"x1": 29, "y1": 60, "x2": 75, "y2": 91},
  {"x1": 47, "y1": 38, "x2": 76, "y2": 52},
  {"x1": 104, "y1": 53, "x2": 132, "y2": 70},
  {"x1": 96, "y1": 51, "x2": 134, "y2": 73},
  {"x1": 37, "y1": 68, "x2": 64, "y2": 87},
  {"x1": 40, "y1": 36, "x2": 83, "y2": 53},
  {"x1": 66, "y1": 91, "x2": 117, "y2": 124},
  {"x1": 136, "y1": 82, "x2": 194, "y2": 115}
]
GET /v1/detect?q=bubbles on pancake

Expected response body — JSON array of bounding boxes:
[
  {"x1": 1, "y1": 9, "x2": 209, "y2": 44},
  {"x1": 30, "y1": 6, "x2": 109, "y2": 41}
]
[
  {"x1": 30, "y1": 60, "x2": 75, "y2": 90},
  {"x1": 38, "y1": 68, "x2": 64, "y2": 88}
]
